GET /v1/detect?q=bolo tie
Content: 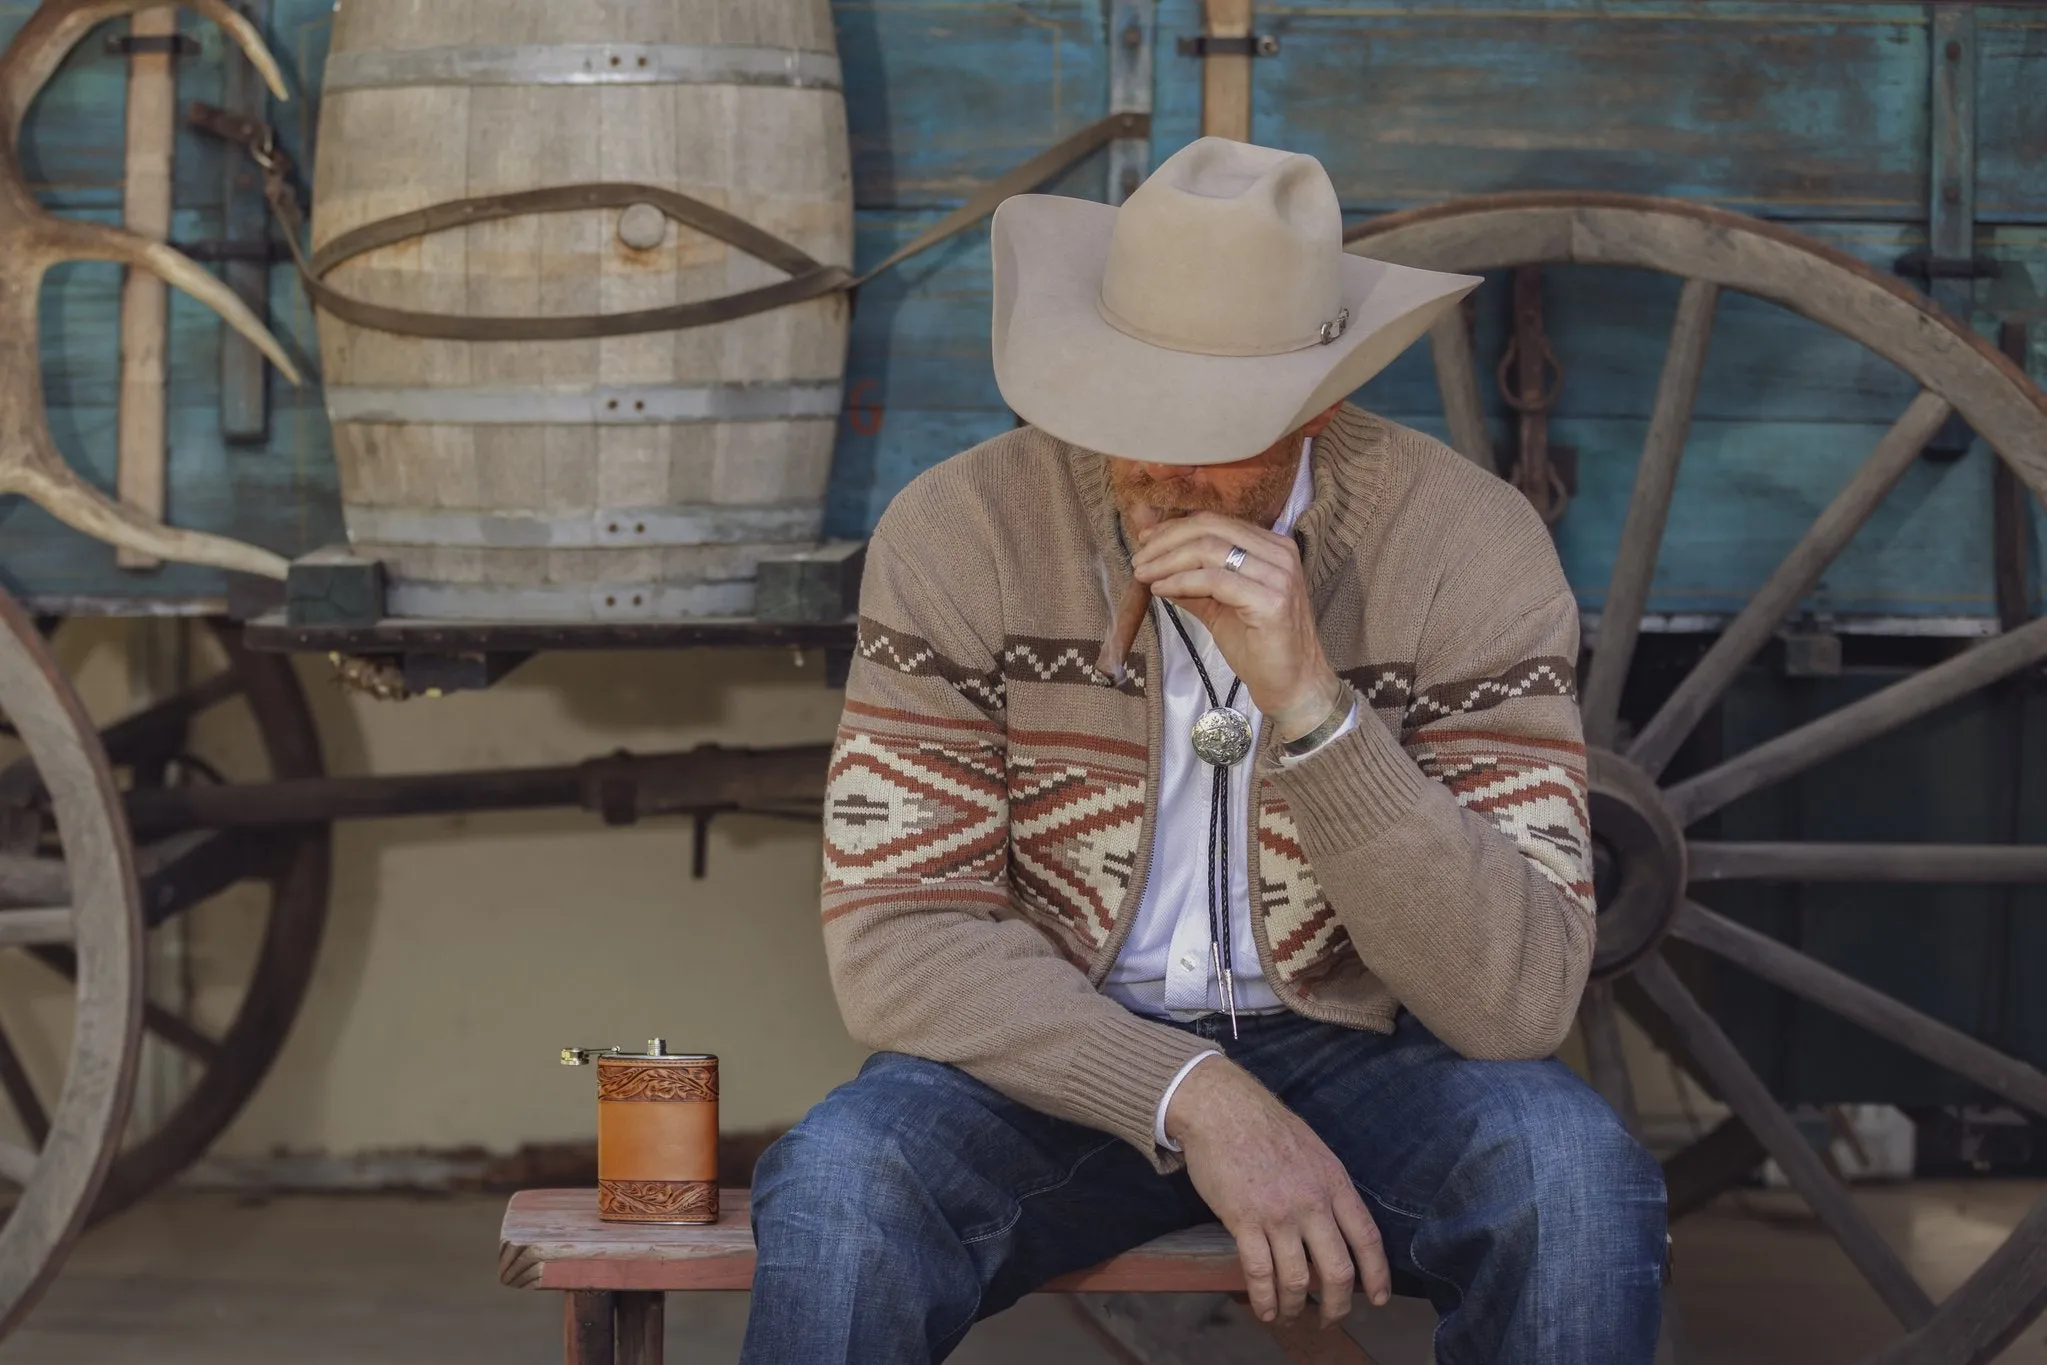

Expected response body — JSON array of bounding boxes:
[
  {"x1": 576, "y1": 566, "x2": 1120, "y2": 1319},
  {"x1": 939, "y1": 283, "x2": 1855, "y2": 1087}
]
[{"x1": 1161, "y1": 600, "x2": 1255, "y2": 1036}]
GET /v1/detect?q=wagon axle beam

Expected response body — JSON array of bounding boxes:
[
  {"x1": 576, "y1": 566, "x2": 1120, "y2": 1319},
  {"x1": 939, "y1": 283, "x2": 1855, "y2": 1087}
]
[{"x1": 112, "y1": 742, "x2": 829, "y2": 839}]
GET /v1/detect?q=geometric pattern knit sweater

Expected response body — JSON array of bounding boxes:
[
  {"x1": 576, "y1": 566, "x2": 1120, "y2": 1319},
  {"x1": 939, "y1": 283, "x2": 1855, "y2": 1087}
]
[{"x1": 821, "y1": 403, "x2": 1596, "y2": 1167}]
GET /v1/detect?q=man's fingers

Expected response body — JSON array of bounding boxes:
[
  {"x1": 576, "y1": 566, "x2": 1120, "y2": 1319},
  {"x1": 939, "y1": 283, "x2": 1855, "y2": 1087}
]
[
  {"x1": 1133, "y1": 539, "x2": 1288, "y2": 593},
  {"x1": 1235, "y1": 1227, "x2": 1279, "y2": 1324},
  {"x1": 1147, "y1": 569, "x2": 1279, "y2": 618},
  {"x1": 1268, "y1": 1226, "x2": 1315, "y2": 1324},
  {"x1": 1137, "y1": 515, "x2": 1296, "y2": 569},
  {"x1": 1301, "y1": 1211, "x2": 1356, "y2": 1326},
  {"x1": 1333, "y1": 1191, "x2": 1392, "y2": 1308}
]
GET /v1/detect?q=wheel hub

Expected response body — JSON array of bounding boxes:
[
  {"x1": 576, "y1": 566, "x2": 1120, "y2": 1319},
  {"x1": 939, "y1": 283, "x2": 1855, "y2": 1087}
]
[{"x1": 1587, "y1": 746, "x2": 1686, "y2": 979}]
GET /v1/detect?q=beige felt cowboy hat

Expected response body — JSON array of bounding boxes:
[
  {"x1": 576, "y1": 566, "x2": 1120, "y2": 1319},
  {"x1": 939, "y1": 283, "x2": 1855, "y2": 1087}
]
[{"x1": 991, "y1": 137, "x2": 1481, "y2": 466}]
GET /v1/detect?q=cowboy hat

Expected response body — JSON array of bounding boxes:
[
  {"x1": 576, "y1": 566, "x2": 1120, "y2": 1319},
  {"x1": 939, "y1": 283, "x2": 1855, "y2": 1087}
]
[{"x1": 991, "y1": 137, "x2": 1480, "y2": 466}]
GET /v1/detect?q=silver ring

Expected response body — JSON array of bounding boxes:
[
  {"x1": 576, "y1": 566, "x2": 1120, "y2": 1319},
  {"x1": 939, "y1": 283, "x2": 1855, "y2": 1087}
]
[{"x1": 1222, "y1": 545, "x2": 1248, "y2": 574}]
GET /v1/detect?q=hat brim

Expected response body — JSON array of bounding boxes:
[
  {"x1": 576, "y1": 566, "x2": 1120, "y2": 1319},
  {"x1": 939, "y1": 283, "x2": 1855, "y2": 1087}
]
[{"x1": 990, "y1": 195, "x2": 1481, "y2": 466}]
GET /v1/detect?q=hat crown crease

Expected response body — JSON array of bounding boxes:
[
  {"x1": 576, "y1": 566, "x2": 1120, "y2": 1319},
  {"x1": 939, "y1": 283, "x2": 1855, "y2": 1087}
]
[{"x1": 1096, "y1": 138, "x2": 1345, "y2": 359}]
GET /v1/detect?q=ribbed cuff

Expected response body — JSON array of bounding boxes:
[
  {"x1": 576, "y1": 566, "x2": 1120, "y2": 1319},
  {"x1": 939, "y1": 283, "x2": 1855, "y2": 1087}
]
[
  {"x1": 1268, "y1": 712, "x2": 1434, "y2": 851},
  {"x1": 1057, "y1": 1011, "x2": 1225, "y2": 1172}
]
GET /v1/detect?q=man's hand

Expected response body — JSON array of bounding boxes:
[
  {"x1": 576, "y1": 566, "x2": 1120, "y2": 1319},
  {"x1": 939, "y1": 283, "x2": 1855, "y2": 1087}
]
[
  {"x1": 1165, "y1": 1057, "x2": 1391, "y2": 1326},
  {"x1": 1130, "y1": 513, "x2": 1345, "y2": 742}
]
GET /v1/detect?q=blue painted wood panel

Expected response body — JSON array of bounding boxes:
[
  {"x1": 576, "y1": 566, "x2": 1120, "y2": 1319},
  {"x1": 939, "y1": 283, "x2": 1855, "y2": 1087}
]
[
  {"x1": 838, "y1": 0, "x2": 1113, "y2": 207},
  {"x1": 1154, "y1": 0, "x2": 1936, "y2": 221},
  {"x1": 1, "y1": 0, "x2": 2045, "y2": 625},
  {"x1": 1977, "y1": 9, "x2": 2047, "y2": 225}
]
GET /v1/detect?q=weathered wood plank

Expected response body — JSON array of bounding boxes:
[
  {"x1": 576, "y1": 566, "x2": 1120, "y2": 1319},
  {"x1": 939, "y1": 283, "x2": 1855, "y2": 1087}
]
[
  {"x1": 838, "y1": 0, "x2": 1111, "y2": 207},
  {"x1": 1156, "y1": 0, "x2": 1936, "y2": 220},
  {"x1": 1976, "y1": 8, "x2": 2047, "y2": 224},
  {"x1": 1200, "y1": 0, "x2": 1253, "y2": 140},
  {"x1": 500, "y1": 1188, "x2": 1250, "y2": 1293},
  {"x1": 114, "y1": 5, "x2": 180, "y2": 572},
  {"x1": 5, "y1": 0, "x2": 2046, "y2": 622},
  {"x1": 1553, "y1": 413, "x2": 2003, "y2": 622}
]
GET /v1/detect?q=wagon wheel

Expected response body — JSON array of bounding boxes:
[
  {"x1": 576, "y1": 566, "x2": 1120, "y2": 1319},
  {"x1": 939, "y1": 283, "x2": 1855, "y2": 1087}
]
[
  {"x1": 0, "y1": 588, "x2": 143, "y2": 1337},
  {"x1": 1350, "y1": 191, "x2": 2047, "y2": 1365},
  {"x1": 0, "y1": 617, "x2": 329, "y2": 1223}
]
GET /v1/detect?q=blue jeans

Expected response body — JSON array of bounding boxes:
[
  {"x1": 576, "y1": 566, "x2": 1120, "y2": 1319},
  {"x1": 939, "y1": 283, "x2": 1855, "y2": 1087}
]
[{"x1": 741, "y1": 1011, "x2": 1666, "y2": 1364}]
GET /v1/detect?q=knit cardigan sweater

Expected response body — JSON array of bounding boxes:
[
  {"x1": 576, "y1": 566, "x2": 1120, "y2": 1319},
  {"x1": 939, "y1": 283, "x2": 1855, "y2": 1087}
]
[{"x1": 821, "y1": 404, "x2": 1595, "y2": 1166}]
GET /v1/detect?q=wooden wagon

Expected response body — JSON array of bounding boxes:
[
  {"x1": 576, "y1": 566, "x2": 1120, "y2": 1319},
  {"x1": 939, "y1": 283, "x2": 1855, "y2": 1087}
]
[{"x1": 2, "y1": 0, "x2": 2046, "y2": 1359}]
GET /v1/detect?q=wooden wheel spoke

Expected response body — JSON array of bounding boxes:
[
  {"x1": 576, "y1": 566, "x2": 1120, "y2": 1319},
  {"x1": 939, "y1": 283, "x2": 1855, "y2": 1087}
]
[
  {"x1": 1634, "y1": 952, "x2": 1936, "y2": 1328},
  {"x1": 0, "y1": 1024, "x2": 47, "y2": 1150},
  {"x1": 97, "y1": 670, "x2": 244, "y2": 767},
  {"x1": 1628, "y1": 390, "x2": 1955, "y2": 778},
  {"x1": 1665, "y1": 613, "x2": 2047, "y2": 826},
  {"x1": 1689, "y1": 841, "x2": 2047, "y2": 884},
  {"x1": 23, "y1": 946, "x2": 220, "y2": 1065},
  {"x1": 1868, "y1": 1195, "x2": 2047, "y2": 1365},
  {"x1": 0, "y1": 1142, "x2": 34, "y2": 1187},
  {"x1": 1663, "y1": 1116, "x2": 1767, "y2": 1223},
  {"x1": 1582, "y1": 279, "x2": 1718, "y2": 748},
  {"x1": 1672, "y1": 901, "x2": 2047, "y2": 1119},
  {"x1": 136, "y1": 830, "x2": 272, "y2": 929},
  {"x1": 137, "y1": 1001, "x2": 222, "y2": 1066},
  {"x1": 0, "y1": 855, "x2": 66, "y2": 910},
  {"x1": 0, "y1": 669, "x2": 242, "y2": 803},
  {"x1": 1428, "y1": 309, "x2": 1495, "y2": 472},
  {"x1": 0, "y1": 908, "x2": 74, "y2": 946},
  {"x1": 1578, "y1": 981, "x2": 1641, "y2": 1134}
]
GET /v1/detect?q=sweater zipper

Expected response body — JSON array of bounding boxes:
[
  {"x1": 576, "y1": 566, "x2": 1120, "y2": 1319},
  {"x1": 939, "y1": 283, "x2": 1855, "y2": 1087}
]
[
  {"x1": 1245, "y1": 726, "x2": 1287, "y2": 1004},
  {"x1": 1089, "y1": 597, "x2": 1163, "y2": 982}
]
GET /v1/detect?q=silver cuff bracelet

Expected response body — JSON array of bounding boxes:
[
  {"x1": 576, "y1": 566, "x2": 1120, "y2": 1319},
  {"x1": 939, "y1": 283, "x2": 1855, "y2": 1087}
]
[{"x1": 1280, "y1": 687, "x2": 1356, "y2": 759}]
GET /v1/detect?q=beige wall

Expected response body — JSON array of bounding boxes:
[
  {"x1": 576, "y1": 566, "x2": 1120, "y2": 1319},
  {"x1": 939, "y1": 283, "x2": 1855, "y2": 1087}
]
[
  {"x1": 0, "y1": 620, "x2": 1719, "y2": 1168},
  {"x1": 1, "y1": 624, "x2": 868, "y2": 1159},
  {"x1": 240, "y1": 645, "x2": 867, "y2": 1153}
]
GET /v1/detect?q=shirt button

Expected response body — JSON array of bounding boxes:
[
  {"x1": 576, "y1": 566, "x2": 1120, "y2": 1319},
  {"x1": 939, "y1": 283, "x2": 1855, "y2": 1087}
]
[{"x1": 1178, "y1": 954, "x2": 1196, "y2": 971}]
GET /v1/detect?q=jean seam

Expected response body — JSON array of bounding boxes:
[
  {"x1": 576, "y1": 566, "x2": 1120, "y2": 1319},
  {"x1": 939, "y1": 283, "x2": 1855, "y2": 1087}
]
[
  {"x1": 936, "y1": 1135, "x2": 1123, "y2": 1350},
  {"x1": 1348, "y1": 1176, "x2": 1426, "y2": 1223},
  {"x1": 1413, "y1": 1236, "x2": 1470, "y2": 1365},
  {"x1": 1347, "y1": 1180, "x2": 1466, "y2": 1363},
  {"x1": 959, "y1": 1135, "x2": 1122, "y2": 1248}
]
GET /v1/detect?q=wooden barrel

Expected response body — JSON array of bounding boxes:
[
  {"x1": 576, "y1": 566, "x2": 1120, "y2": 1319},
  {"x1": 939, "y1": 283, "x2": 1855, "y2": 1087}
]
[{"x1": 310, "y1": 1, "x2": 851, "y2": 620}]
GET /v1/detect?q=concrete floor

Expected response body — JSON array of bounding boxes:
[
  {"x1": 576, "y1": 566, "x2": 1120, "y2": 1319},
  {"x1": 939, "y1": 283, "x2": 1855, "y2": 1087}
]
[{"x1": 6, "y1": 1183, "x2": 2045, "y2": 1364}]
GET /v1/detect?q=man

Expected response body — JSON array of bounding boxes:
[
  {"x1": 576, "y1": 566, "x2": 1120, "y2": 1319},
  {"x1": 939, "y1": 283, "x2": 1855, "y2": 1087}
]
[{"x1": 742, "y1": 138, "x2": 1666, "y2": 1363}]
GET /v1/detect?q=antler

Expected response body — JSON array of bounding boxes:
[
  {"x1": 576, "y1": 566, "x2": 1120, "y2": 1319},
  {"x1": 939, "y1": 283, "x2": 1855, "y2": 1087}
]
[
  {"x1": 0, "y1": 0, "x2": 301, "y2": 581},
  {"x1": 1, "y1": 0, "x2": 285, "y2": 135},
  {"x1": 36, "y1": 218, "x2": 302, "y2": 384}
]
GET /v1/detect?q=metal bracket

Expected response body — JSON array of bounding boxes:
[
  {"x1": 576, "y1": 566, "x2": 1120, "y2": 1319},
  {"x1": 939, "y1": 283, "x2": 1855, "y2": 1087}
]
[
  {"x1": 105, "y1": 33, "x2": 200, "y2": 57},
  {"x1": 1894, "y1": 249, "x2": 2001, "y2": 282},
  {"x1": 1109, "y1": 0, "x2": 1156, "y2": 205},
  {"x1": 173, "y1": 239, "x2": 287, "y2": 263},
  {"x1": 1176, "y1": 33, "x2": 1278, "y2": 58}
]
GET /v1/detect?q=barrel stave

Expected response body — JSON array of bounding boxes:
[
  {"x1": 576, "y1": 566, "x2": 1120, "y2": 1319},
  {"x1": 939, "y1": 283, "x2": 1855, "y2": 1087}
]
[{"x1": 313, "y1": 0, "x2": 849, "y2": 621}]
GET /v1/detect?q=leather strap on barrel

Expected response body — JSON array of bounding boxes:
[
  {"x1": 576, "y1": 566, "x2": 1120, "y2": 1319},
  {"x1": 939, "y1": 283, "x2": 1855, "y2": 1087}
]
[{"x1": 192, "y1": 103, "x2": 1149, "y2": 342}]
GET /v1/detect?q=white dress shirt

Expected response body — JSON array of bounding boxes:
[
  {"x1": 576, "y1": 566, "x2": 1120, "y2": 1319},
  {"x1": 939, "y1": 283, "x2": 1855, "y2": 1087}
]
[{"x1": 1097, "y1": 442, "x2": 1358, "y2": 1148}]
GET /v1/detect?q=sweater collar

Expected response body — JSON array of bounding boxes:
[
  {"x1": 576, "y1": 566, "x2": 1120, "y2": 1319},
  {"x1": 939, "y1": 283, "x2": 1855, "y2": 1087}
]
[{"x1": 1069, "y1": 401, "x2": 1390, "y2": 598}]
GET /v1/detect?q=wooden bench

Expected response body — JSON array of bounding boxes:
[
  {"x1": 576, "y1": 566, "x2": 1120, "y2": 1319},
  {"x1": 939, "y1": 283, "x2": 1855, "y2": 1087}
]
[{"x1": 500, "y1": 1189, "x2": 1379, "y2": 1364}]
